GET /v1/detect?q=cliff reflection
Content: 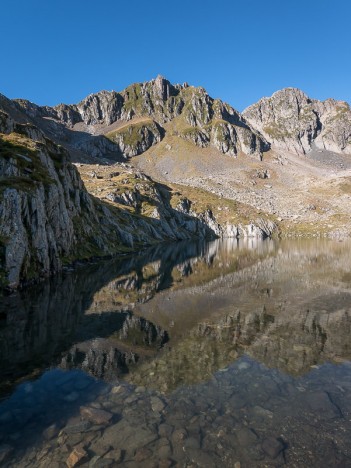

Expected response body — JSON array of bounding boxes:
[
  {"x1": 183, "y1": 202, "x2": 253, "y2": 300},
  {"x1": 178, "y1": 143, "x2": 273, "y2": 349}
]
[
  {"x1": 0, "y1": 238, "x2": 271, "y2": 395},
  {"x1": 1, "y1": 238, "x2": 351, "y2": 396}
]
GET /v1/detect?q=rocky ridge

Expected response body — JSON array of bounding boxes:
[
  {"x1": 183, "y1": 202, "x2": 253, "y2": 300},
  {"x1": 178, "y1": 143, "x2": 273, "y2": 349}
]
[
  {"x1": 77, "y1": 162, "x2": 277, "y2": 238},
  {"x1": 11, "y1": 76, "x2": 269, "y2": 161},
  {"x1": 243, "y1": 87, "x2": 351, "y2": 155}
]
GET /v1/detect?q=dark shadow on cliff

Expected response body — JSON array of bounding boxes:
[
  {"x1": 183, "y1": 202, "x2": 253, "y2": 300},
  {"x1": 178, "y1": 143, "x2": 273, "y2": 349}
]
[{"x1": 93, "y1": 176, "x2": 216, "y2": 245}]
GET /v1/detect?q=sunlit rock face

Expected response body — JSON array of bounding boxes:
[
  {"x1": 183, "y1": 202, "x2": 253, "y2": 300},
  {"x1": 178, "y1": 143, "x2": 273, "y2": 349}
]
[{"x1": 243, "y1": 88, "x2": 351, "y2": 155}]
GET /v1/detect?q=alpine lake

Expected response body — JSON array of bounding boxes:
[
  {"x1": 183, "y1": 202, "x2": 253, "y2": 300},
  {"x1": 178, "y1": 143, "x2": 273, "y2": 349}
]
[{"x1": 1, "y1": 238, "x2": 351, "y2": 467}]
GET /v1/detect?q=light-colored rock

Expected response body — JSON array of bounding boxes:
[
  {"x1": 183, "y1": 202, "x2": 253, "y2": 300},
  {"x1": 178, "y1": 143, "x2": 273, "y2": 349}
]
[
  {"x1": 42, "y1": 423, "x2": 60, "y2": 440},
  {"x1": 150, "y1": 396, "x2": 166, "y2": 413},
  {"x1": 66, "y1": 444, "x2": 88, "y2": 467},
  {"x1": 100, "y1": 420, "x2": 158, "y2": 452}
]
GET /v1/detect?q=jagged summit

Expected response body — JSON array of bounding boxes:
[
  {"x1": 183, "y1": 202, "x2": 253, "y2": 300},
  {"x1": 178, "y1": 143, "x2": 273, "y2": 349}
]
[
  {"x1": 243, "y1": 87, "x2": 351, "y2": 155},
  {"x1": 8, "y1": 77, "x2": 268, "y2": 162},
  {"x1": 272, "y1": 87, "x2": 309, "y2": 98},
  {"x1": 2, "y1": 79, "x2": 350, "y2": 163}
]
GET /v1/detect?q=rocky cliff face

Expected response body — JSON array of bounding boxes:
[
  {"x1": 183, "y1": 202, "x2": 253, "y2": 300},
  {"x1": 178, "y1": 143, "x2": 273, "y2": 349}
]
[
  {"x1": 175, "y1": 197, "x2": 276, "y2": 238},
  {"x1": 243, "y1": 88, "x2": 351, "y2": 155},
  {"x1": 0, "y1": 115, "x2": 100, "y2": 288},
  {"x1": 12, "y1": 76, "x2": 269, "y2": 161},
  {"x1": 105, "y1": 119, "x2": 164, "y2": 157}
]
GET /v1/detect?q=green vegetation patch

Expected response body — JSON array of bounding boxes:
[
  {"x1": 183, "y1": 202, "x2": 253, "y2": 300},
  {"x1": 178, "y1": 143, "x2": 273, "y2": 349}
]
[
  {"x1": 0, "y1": 133, "x2": 55, "y2": 191},
  {"x1": 122, "y1": 83, "x2": 144, "y2": 114},
  {"x1": 327, "y1": 105, "x2": 350, "y2": 123}
]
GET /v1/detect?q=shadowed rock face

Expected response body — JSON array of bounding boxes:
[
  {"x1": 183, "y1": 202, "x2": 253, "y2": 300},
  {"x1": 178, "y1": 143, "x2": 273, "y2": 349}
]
[
  {"x1": 60, "y1": 311, "x2": 169, "y2": 381},
  {"x1": 0, "y1": 132, "x2": 215, "y2": 289},
  {"x1": 243, "y1": 87, "x2": 351, "y2": 155}
]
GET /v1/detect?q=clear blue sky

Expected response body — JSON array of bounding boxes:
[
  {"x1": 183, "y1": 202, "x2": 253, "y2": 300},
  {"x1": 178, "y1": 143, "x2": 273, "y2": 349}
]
[{"x1": 1, "y1": 0, "x2": 350, "y2": 111}]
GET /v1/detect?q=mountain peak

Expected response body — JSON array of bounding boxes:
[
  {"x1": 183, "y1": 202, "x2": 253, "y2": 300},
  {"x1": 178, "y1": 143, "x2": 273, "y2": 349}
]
[
  {"x1": 243, "y1": 87, "x2": 351, "y2": 155},
  {"x1": 272, "y1": 87, "x2": 309, "y2": 99},
  {"x1": 154, "y1": 74, "x2": 167, "y2": 82}
]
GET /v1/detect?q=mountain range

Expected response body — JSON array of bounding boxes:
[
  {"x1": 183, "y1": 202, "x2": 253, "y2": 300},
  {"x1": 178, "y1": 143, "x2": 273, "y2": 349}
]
[{"x1": 0, "y1": 76, "x2": 350, "y2": 288}]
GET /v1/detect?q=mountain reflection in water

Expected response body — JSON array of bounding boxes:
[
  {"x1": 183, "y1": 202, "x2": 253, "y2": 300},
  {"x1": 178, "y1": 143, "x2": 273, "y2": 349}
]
[{"x1": 1, "y1": 238, "x2": 351, "y2": 467}]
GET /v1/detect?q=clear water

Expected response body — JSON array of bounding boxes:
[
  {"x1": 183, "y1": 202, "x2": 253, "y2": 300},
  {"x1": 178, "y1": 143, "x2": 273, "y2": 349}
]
[{"x1": 1, "y1": 238, "x2": 351, "y2": 467}]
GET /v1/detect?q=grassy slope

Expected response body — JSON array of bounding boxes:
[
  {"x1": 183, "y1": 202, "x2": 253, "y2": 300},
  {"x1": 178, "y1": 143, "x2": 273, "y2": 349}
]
[{"x1": 76, "y1": 162, "x2": 274, "y2": 230}]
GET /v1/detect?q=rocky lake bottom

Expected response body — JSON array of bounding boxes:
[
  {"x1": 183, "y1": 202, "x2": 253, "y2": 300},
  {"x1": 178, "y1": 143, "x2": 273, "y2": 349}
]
[{"x1": 1, "y1": 238, "x2": 351, "y2": 467}]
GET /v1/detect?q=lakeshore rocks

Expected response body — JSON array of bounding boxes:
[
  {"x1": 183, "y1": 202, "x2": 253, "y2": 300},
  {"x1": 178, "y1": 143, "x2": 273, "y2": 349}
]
[
  {"x1": 261, "y1": 437, "x2": 284, "y2": 459},
  {"x1": 0, "y1": 444, "x2": 13, "y2": 464},
  {"x1": 7, "y1": 355, "x2": 351, "y2": 467}
]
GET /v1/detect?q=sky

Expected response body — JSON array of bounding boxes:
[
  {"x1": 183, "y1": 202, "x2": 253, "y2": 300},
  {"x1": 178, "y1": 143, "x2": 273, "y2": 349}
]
[{"x1": 1, "y1": 0, "x2": 350, "y2": 111}]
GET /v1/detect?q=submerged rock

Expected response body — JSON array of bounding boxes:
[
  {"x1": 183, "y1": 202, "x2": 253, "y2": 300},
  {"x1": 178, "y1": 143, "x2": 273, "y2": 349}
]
[
  {"x1": 66, "y1": 443, "x2": 88, "y2": 467},
  {"x1": 261, "y1": 437, "x2": 284, "y2": 459},
  {"x1": 80, "y1": 407, "x2": 113, "y2": 426}
]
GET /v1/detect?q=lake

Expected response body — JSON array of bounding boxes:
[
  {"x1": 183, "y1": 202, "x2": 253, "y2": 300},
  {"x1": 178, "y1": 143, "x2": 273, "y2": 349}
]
[{"x1": 1, "y1": 238, "x2": 351, "y2": 467}]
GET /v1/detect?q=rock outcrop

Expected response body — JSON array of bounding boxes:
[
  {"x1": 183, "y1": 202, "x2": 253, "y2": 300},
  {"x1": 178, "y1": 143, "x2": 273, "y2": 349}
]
[
  {"x1": 4, "y1": 82, "x2": 351, "y2": 161},
  {"x1": 0, "y1": 122, "x2": 101, "y2": 288},
  {"x1": 175, "y1": 199, "x2": 276, "y2": 239},
  {"x1": 106, "y1": 119, "x2": 164, "y2": 157},
  {"x1": 243, "y1": 88, "x2": 351, "y2": 155}
]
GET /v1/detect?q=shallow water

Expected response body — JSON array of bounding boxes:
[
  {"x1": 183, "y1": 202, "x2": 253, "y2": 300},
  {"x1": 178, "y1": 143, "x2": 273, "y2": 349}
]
[{"x1": 1, "y1": 238, "x2": 351, "y2": 467}]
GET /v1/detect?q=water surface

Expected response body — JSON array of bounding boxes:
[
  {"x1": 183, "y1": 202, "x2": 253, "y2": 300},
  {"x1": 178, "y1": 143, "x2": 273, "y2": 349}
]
[{"x1": 1, "y1": 238, "x2": 351, "y2": 467}]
